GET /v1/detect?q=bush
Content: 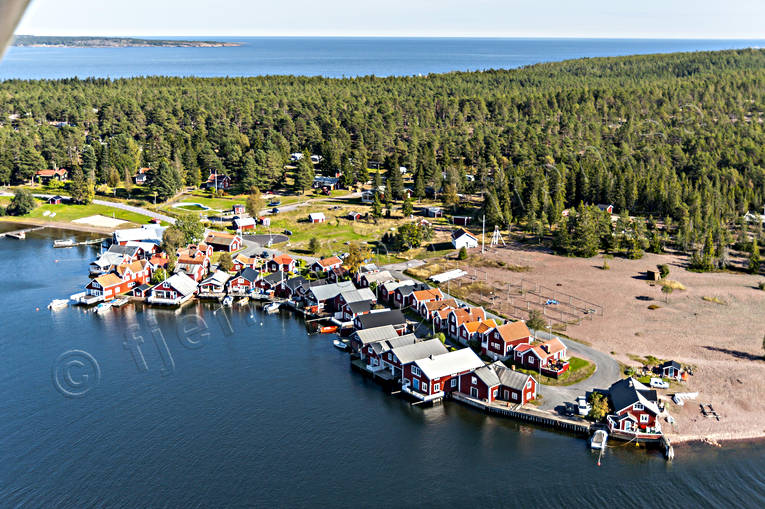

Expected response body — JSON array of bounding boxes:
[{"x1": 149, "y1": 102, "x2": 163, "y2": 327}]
[
  {"x1": 526, "y1": 309, "x2": 547, "y2": 331},
  {"x1": 657, "y1": 263, "x2": 670, "y2": 279},
  {"x1": 458, "y1": 246, "x2": 467, "y2": 260},
  {"x1": 6, "y1": 189, "x2": 36, "y2": 216},
  {"x1": 758, "y1": 281, "x2": 765, "y2": 291},
  {"x1": 218, "y1": 252, "x2": 233, "y2": 272},
  {"x1": 308, "y1": 237, "x2": 320, "y2": 254}
]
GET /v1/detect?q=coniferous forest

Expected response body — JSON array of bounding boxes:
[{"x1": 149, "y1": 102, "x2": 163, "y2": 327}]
[{"x1": 0, "y1": 49, "x2": 764, "y2": 262}]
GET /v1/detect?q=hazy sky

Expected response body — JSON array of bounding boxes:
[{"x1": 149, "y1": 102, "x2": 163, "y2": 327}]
[{"x1": 15, "y1": 0, "x2": 765, "y2": 39}]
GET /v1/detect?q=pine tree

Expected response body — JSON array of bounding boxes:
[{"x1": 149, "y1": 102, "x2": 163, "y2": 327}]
[
  {"x1": 414, "y1": 170, "x2": 425, "y2": 201},
  {"x1": 69, "y1": 167, "x2": 94, "y2": 204},
  {"x1": 150, "y1": 160, "x2": 180, "y2": 201},
  {"x1": 750, "y1": 239, "x2": 761, "y2": 274},
  {"x1": 294, "y1": 151, "x2": 315, "y2": 193}
]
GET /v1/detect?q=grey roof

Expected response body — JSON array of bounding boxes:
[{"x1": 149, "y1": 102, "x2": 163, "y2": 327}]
[
  {"x1": 369, "y1": 333, "x2": 418, "y2": 355},
  {"x1": 355, "y1": 309, "x2": 406, "y2": 329},
  {"x1": 363, "y1": 270, "x2": 394, "y2": 285},
  {"x1": 609, "y1": 378, "x2": 660, "y2": 414},
  {"x1": 107, "y1": 244, "x2": 140, "y2": 257},
  {"x1": 660, "y1": 360, "x2": 681, "y2": 370},
  {"x1": 353, "y1": 325, "x2": 399, "y2": 345},
  {"x1": 473, "y1": 364, "x2": 502, "y2": 387},
  {"x1": 113, "y1": 225, "x2": 165, "y2": 244},
  {"x1": 234, "y1": 267, "x2": 260, "y2": 283},
  {"x1": 390, "y1": 338, "x2": 448, "y2": 365},
  {"x1": 414, "y1": 348, "x2": 484, "y2": 380},
  {"x1": 397, "y1": 282, "x2": 429, "y2": 297},
  {"x1": 284, "y1": 276, "x2": 309, "y2": 292},
  {"x1": 490, "y1": 362, "x2": 533, "y2": 390},
  {"x1": 91, "y1": 252, "x2": 125, "y2": 268},
  {"x1": 263, "y1": 271, "x2": 287, "y2": 285},
  {"x1": 309, "y1": 280, "x2": 355, "y2": 302},
  {"x1": 381, "y1": 279, "x2": 414, "y2": 293},
  {"x1": 346, "y1": 300, "x2": 372, "y2": 314},
  {"x1": 340, "y1": 288, "x2": 376, "y2": 304},
  {"x1": 162, "y1": 273, "x2": 198, "y2": 297},
  {"x1": 201, "y1": 270, "x2": 231, "y2": 286}
]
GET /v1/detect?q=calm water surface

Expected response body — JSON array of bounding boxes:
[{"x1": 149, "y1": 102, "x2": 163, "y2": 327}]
[
  {"x1": 1, "y1": 224, "x2": 765, "y2": 507},
  {"x1": 1, "y1": 37, "x2": 764, "y2": 80}
]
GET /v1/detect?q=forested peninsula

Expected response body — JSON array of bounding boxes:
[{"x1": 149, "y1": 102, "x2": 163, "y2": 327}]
[
  {"x1": 0, "y1": 49, "x2": 764, "y2": 260},
  {"x1": 11, "y1": 35, "x2": 239, "y2": 48}
]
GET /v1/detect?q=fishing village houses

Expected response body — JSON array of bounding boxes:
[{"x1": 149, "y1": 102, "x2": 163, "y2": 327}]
[{"x1": 68, "y1": 223, "x2": 674, "y2": 449}]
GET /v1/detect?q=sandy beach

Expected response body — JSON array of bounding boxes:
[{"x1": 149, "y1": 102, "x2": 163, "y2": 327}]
[{"x1": 450, "y1": 244, "x2": 765, "y2": 444}]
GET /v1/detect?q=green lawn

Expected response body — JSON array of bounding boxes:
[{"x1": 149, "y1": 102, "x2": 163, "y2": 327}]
[
  {"x1": 14, "y1": 201, "x2": 160, "y2": 226},
  {"x1": 508, "y1": 356, "x2": 596, "y2": 386}
]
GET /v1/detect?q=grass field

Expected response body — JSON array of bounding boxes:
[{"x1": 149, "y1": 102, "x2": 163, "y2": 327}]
[
  {"x1": 1, "y1": 199, "x2": 160, "y2": 227},
  {"x1": 509, "y1": 356, "x2": 596, "y2": 386}
]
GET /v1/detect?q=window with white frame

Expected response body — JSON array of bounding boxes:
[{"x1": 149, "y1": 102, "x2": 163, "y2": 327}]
[
  {"x1": 450, "y1": 378, "x2": 457, "y2": 388},
  {"x1": 511, "y1": 392, "x2": 518, "y2": 400},
  {"x1": 526, "y1": 380, "x2": 532, "y2": 389},
  {"x1": 471, "y1": 376, "x2": 477, "y2": 385},
  {"x1": 434, "y1": 383, "x2": 440, "y2": 392},
  {"x1": 640, "y1": 414, "x2": 649, "y2": 423},
  {"x1": 412, "y1": 366, "x2": 421, "y2": 377},
  {"x1": 634, "y1": 402, "x2": 644, "y2": 411}
]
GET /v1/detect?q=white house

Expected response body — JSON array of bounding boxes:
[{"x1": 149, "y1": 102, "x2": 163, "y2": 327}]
[
  {"x1": 451, "y1": 228, "x2": 478, "y2": 250},
  {"x1": 308, "y1": 212, "x2": 326, "y2": 224}
]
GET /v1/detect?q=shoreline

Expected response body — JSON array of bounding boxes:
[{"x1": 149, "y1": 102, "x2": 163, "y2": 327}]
[{"x1": 0, "y1": 217, "x2": 117, "y2": 235}]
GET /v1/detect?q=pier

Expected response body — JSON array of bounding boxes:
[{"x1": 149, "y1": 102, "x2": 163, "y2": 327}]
[
  {"x1": 450, "y1": 391, "x2": 591, "y2": 435},
  {"x1": 0, "y1": 226, "x2": 45, "y2": 239}
]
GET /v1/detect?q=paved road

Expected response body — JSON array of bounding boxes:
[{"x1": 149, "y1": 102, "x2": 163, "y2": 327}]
[
  {"x1": 92, "y1": 199, "x2": 176, "y2": 224},
  {"x1": 1, "y1": 191, "x2": 177, "y2": 225},
  {"x1": 259, "y1": 191, "x2": 363, "y2": 216}
]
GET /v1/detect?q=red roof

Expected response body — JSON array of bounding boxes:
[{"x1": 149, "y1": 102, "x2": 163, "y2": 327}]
[
  {"x1": 317, "y1": 256, "x2": 343, "y2": 268},
  {"x1": 272, "y1": 254, "x2": 294, "y2": 265},
  {"x1": 36, "y1": 168, "x2": 68, "y2": 177}
]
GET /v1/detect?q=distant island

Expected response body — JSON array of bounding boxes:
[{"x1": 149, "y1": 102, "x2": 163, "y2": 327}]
[{"x1": 11, "y1": 35, "x2": 240, "y2": 48}]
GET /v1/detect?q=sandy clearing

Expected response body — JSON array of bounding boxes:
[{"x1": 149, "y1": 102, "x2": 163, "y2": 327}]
[
  {"x1": 456, "y1": 244, "x2": 765, "y2": 442},
  {"x1": 72, "y1": 215, "x2": 128, "y2": 228}
]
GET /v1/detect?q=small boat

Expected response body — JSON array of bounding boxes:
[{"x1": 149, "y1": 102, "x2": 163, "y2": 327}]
[
  {"x1": 111, "y1": 297, "x2": 129, "y2": 308},
  {"x1": 333, "y1": 339, "x2": 349, "y2": 351},
  {"x1": 222, "y1": 296, "x2": 234, "y2": 307},
  {"x1": 54, "y1": 239, "x2": 76, "y2": 248},
  {"x1": 237, "y1": 297, "x2": 250, "y2": 305},
  {"x1": 590, "y1": 429, "x2": 608, "y2": 450},
  {"x1": 264, "y1": 302, "x2": 280, "y2": 314},
  {"x1": 320, "y1": 325, "x2": 339, "y2": 334},
  {"x1": 7, "y1": 232, "x2": 25, "y2": 239},
  {"x1": 47, "y1": 299, "x2": 69, "y2": 310},
  {"x1": 94, "y1": 301, "x2": 113, "y2": 314}
]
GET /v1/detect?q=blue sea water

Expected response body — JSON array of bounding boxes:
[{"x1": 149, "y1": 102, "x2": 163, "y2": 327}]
[
  {"x1": 1, "y1": 227, "x2": 765, "y2": 508},
  {"x1": 0, "y1": 37, "x2": 763, "y2": 80}
]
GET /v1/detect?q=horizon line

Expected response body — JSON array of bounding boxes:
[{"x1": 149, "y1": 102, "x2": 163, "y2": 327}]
[{"x1": 13, "y1": 33, "x2": 765, "y2": 41}]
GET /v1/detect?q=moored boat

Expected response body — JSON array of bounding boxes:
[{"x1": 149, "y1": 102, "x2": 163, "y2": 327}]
[
  {"x1": 264, "y1": 302, "x2": 280, "y2": 314},
  {"x1": 94, "y1": 301, "x2": 113, "y2": 314},
  {"x1": 333, "y1": 339, "x2": 349, "y2": 351},
  {"x1": 47, "y1": 299, "x2": 69, "y2": 310},
  {"x1": 53, "y1": 239, "x2": 76, "y2": 248},
  {"x1": 320, "y1": 325, "x2": 339, "y2": 334},
  {"x1": 590, "y1": 429, "x2": 608, "y2": 450},
  {"x1": 111, "y1": 297, "x2": 130, "y2": 308},
  {"x1": 222, "y1": 296, "x2": 234, "y2": 307}
]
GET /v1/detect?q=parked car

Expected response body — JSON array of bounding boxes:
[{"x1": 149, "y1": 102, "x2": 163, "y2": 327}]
[
  {"x1": 575, "y1": 396, "x2": 591, "y2": 416},
  {"x1": 283, "y1": 230, "x2": 293, "y2": 236},
  {"x1": 268, "y1": 200, "x2": 281, "y2": 206},
  {"x1": 149, "y1": 218, "x2": 161, "y2": 224},
  {"x1": 271, "y1": 207, "x2": 280, "y2": 214},
  {"x1": 260, "y1": 251, "x2": 269, "y2": 258},
  {"x1": 650, "y1": 378, "x2": 670, "y2": 389}
]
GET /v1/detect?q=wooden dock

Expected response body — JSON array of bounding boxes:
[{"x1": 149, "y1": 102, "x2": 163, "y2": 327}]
[
  {"x1": 450, "y1": 392, "x2": 591, "y2": 435},
  {"x1": 0, "y1": 226, "x2": 45, "y2": 239}
]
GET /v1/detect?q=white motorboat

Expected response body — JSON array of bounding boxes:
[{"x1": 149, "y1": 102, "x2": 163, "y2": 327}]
[
  {"x1": 47, "y1": 299, "x2": 69, "y2": 310},
  {"x1": 94, "y1": 301, "x2": 113, "y2": 314},
  {"x1": 222, "y1": 296, "x2": 234, "y2": 307},
  {"x1": 53, "y1": 239, "x2": 75, "y2": 248},
  {"x1": 333, "y1": 339, "x2": 349, "y2": 351},
  {"x1": 590, "y1": 429, "x2": 608, "y2": 450},
  {"x1": 264, "y1": 302, "x2": 280, "y2": 314},
  {"x1": 111, "y1": 297, "x2": 129, "y2": 308}
]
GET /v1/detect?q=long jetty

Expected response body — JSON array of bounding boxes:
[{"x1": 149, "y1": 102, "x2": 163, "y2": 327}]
[
  {"x1": 0, "y1": 226, "x2": 45, "y2": 238},
  {"x1": 450, "y1": 391, "x2": 591, "y2": 435}
]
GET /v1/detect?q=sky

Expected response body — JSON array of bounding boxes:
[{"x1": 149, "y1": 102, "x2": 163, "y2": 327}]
[{"x1": 14, "y1": 0, "x2": 765, "y2": 39}]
